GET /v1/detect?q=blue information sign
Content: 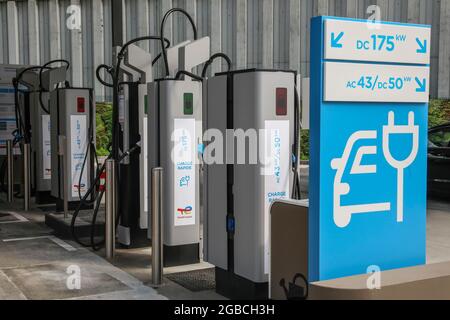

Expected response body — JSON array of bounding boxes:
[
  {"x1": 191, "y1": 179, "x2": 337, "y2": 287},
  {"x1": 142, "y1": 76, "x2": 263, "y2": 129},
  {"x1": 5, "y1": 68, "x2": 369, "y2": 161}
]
[{"x1": 309, "y1": 16, "x2": 430, "y2": 281}]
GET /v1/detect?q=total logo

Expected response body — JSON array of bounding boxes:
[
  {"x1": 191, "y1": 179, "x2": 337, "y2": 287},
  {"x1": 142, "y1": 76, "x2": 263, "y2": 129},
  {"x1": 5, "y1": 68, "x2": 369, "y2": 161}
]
[
  {"x1": 177, "y1": 206, "x2": 193, "y2": 216},
  {"x1": 74, "y1": 183, "x2": 86, "y2": 190}
]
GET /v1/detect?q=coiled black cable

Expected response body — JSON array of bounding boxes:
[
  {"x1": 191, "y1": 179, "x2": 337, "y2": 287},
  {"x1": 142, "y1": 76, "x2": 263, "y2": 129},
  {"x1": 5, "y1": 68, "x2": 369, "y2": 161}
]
[
  {"x1": 70, "y1": 144, "x2": 141, "y2": 249},
  {"x1": 160, "y1": 8, "x2": 198, "y2": 77},
  {"x1": 175, "y1": 70, "x2": 203, "y2": 82},
  {"x1": 201, "y1": 53, "x2": 232, "y2": 78},
  {"x1": 96, "y1": 64, "x2": 114, "y2": 88}
]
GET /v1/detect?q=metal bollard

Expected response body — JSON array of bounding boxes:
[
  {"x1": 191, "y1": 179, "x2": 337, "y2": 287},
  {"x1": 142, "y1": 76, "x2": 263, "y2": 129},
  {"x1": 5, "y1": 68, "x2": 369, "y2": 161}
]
[
  {"x1": 151, "y1": 167, "x2": 164, "y2": 286},
  {"x1": 7, "y1": 140, "x2": 14, "y2": 203},
  {"x1": 23, "y1": 143, "x2": 31, "y2": 211},
  {"x1": 58, "y1": 136, "x2": 69, "y2": 219},
  {"x1": 105, "y1": 159, "x2": 117, "y2": 261}
]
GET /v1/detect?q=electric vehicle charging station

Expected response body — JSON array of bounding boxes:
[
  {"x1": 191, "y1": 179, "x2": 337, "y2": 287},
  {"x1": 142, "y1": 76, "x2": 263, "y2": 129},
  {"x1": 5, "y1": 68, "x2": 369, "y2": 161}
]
[
  {"x1": 147, "y1": 31, "x2": 210, "y2": 267},
  {"x1": 116, "y1": 44, "x2": 153, "y2": 247},
  {"x1": 29, "y1": 77, "x2": 52, "y2": 203},
  {"x1": 47, "y1": 67, "x2": 95, "y2": 212},
  {"x1": 29, "y1": 67, "x2": 67, "y2": 204},
  {"x1": 203, "y1": 69, "x2": 301, "y2": 299},
  {"x1": 309, "y1": 16, "x2": 431, "y2": 282}
]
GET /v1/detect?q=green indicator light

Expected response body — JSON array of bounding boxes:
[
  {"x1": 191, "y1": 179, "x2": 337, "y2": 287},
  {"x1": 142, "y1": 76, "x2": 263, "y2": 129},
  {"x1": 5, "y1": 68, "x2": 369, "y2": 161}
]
[{"x1": 184, "y1": 93, "x2": 193, "y2": 115}]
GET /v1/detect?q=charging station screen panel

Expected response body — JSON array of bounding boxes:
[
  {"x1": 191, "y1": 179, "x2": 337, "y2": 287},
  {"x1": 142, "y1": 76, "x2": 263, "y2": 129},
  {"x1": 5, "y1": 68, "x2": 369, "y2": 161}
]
[
  {"x1": 42, "y1": 115, "x2": 51, "y2": 179},
  {"x1": 173, "y1": 118, "x2": 196, "y2": 227},
  {"x1": 263, "y1": 120, "x2": 290, "y2": 274},
  {"x1": 70, "y1": 115, "x2": 88, "y2": 198},
  {"x1": 310, "y1": 16, "x2": 429, "y2": 282}
]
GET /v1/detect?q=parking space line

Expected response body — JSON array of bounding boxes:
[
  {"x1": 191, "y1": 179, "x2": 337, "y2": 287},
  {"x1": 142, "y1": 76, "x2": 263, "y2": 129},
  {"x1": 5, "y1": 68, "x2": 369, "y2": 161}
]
[
  {"x1": 3, "y1": 236, "x2": 77, "y2": 252},
  {"x1": 0, "y1": 212, "x2": 29, "y2": 225}
]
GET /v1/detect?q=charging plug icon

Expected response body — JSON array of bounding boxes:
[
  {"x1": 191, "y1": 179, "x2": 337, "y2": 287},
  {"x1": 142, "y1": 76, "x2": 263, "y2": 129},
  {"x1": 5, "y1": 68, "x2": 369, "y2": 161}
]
[{"x1": 382, "y1": 111, "x2": 419, "y2": 223}]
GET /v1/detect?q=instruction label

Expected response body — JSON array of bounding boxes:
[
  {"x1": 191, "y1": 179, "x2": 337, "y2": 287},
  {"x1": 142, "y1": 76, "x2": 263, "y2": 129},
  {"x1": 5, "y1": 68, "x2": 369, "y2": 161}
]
[
  {"x1": 42, "y1": 115, "x2": 51, "y2": 179},
  {"x1": 263, "y1": 120, "x2": 290, "y2": 274},
  {"x1": 324, "y1": 19, "x2": 431, "y2": 64},
  {"x1": 70, "y1": 115, "x2": 88, "y2": 198},
  {"x1": 324, "y1": 62, "x2": 430, "y2": 102},
  {"x1": 173, "y1": 118, "x2": 196, "y2": 227}
]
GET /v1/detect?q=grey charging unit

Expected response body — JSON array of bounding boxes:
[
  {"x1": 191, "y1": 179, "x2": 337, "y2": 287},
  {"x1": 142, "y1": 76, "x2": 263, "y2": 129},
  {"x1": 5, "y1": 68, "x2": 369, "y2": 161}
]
[
  {"x1": 148, "y1": 78, "x2": 202, "y2": 267},
  {"x1": 147, "y1": 37, "x2": 210, "y2": 267},
  {"x1": 116, "y1": 44, "x2": 152, "y2": 247},
  {"x1": 30, "y1": 67, "x2": 68, "y2": 204},
  {"x1": 204, "y1": 69, "x2": 297, "y2": 299},
  {"x1": 49, "y1": 87, "x2": 94, "y2": 211},
  {"x1": 14, "y1": 68, "x2": 53, "y2": 203}
]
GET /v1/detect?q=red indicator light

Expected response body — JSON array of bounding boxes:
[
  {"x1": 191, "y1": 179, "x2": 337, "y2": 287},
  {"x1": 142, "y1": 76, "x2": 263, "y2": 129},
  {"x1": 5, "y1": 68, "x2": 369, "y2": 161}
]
[
  {"x1": 276, "y1": 88, "x2": 287, "y2": 116},
  {"x1": 77, "y1": 97, "x2": 85, "y2": 113}
]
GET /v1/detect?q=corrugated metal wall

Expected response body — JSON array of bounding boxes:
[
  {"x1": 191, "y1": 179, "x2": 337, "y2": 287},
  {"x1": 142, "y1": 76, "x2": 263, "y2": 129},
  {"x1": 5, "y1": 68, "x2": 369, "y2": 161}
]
[{"x1": 0, "y1": 0, "x2": 449, "y2": 101}]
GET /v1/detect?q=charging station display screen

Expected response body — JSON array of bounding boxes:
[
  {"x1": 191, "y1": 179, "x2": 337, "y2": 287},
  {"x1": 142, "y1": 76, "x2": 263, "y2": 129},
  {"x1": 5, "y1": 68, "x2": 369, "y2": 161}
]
[
  {"x1": 173, "y1": 118, "x2": 196, "y2": 227},
  {"x1": 42, "y1": 115, "x2": 51, "y2": 179},
  {"x1": 70, "y1": 115, "x2": 88, "y2": 197},
  {"x1": 263, "y1": 120, "x2": 290, "y2": 274}
]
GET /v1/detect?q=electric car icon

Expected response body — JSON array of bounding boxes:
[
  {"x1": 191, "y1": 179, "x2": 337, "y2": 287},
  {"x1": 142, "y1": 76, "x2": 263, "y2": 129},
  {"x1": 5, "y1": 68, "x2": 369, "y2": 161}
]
[
  {"x1": 331, "y1": 130, "x2": 391, "y2": 228},
  {"x1": 331, "y1": 111, "x2": 419, "y2": 228}
]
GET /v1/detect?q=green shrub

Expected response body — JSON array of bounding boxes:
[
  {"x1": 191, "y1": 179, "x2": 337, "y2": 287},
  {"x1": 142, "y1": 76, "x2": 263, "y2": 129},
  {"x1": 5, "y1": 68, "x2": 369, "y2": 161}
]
[
  {"x1": 96, "y1": 102, "x2": 112, "y2": 156},
  {"x1": 429, "y1": 99, "x2": 450, "y2": 128}
]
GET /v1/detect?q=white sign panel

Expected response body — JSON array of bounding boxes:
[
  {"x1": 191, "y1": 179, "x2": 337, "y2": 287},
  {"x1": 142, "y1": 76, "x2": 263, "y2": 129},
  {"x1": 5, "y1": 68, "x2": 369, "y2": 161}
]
[
  {"x1": 0, "y1": 86, "x2": 21, "y2": 155},
  {"x1": 324, "y1": 62, "x2": 430, "y2": 103},
  {"x1": 324, "y1": 19, "x2": 431, "y2": 65},
  {"x1": 263, "y1": 120, "x2": 290, "y2": 274},
  {"x1": 42, "y1": 115, "x2": 51, "y2": 179},
  {"x1": 70, "y1": 115, "x2": 88, "y2": 198},
  {"x1": 173, "y1": 118, "x2": 196, "y2": 227}
]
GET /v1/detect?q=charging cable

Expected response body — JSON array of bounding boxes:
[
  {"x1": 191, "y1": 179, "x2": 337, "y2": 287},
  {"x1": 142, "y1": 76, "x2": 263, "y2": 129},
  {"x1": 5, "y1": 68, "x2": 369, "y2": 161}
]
[{"x1": 159, "y1": 8, "x2": 198, "y2": 77}]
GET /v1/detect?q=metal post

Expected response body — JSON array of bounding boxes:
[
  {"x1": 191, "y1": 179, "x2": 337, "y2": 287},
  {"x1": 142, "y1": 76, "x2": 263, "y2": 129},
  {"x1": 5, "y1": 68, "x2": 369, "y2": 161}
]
[
  {"x1": 23, "y1": 143, "x2": 30, "y2": 211},
  {"x1": 151, "y1": 167, "x2": 164, "y2": 286},
  {"x1": 7, "y1": 140, "x2": 14, "y2": 203},
  {"x1": 105, "y1": 159, "x2": 117, "y2": 260},
  {"x1": 58, "y1": 136, "x2": 69, "y2": 219}
]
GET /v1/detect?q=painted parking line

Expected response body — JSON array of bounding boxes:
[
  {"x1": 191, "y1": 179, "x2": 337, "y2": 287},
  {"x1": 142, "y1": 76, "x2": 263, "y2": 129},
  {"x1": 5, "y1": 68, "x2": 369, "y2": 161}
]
[
  {"x1": 0, "y1": 212, "x2": 29, "y2": 225},
  {"x1": 3, "y1": 236, "x2": 77, "y2": 252}
]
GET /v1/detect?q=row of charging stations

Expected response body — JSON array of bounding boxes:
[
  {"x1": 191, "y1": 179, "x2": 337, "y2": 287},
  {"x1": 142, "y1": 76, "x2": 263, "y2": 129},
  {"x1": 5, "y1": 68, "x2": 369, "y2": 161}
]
[
  {"x1": 98, "y1": 10, "x2": 302, "y2": 297},
  {"x1": 9, "y1": 63, "x2": 95, "y2": 213},
  {"x1": 85, "y1": 9, "x2": 304, "y2": 298}
]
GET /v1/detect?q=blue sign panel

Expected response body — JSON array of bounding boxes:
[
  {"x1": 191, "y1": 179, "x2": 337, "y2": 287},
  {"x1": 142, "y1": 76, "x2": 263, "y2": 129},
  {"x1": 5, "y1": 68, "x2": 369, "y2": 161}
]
[{"x1": 309, "y1": 16, "x2": 430, "y2": 282}]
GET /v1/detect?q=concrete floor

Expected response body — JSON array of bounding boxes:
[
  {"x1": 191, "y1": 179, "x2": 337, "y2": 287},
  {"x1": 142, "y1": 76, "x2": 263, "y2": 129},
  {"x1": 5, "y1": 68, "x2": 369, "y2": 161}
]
[
  {"x1": 0, "y1": 170, "x2": 448, "y2": 300},
  {"x1": 0, "y1": 194, "x2": 225, "y2": 300}
]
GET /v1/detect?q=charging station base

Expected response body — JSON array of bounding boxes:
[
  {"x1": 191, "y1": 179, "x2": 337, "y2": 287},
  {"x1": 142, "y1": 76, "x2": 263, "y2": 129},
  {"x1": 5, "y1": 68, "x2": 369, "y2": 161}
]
[
  {"x1": 55, "y1": 200, "x2": 93, "y2": 212},
  {"x1": 163, "y1": 243, "x2": 200, "y2": 267},
  {"x1": 45, "y1": 212, "x2": 103, "y2": 239},
  {"x1": 35, "y1": 191, "x2": 56, "y2": 205},
  {"x1": 215, "y1": 267, "x2": 268, "y2": 300}
]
